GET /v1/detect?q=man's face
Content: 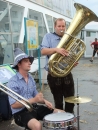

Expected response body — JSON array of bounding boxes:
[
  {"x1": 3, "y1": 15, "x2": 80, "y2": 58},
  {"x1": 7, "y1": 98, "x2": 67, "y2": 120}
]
[
  {"x1": 54, "y1": 20, "x2": 66, "y2": 36},
  {"x1": 18, "y1": 58, "x2": 31, "y2": 72}
]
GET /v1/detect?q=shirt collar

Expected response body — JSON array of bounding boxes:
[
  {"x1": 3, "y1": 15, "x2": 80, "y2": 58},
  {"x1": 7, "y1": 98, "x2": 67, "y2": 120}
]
[
  {"x1": 17, "y1": 72, "x2": 30, "y2": 80},
  {"x1": 53, "y1": 32, "x2": 62, "y2": 40}
]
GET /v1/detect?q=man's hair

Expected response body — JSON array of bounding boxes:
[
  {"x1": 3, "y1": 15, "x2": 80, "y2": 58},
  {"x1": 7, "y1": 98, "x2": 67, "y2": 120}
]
[
  {"x1": 15, "y1": 60, "x2": 22, "y2": 71},
  {"x1": 54, "y1": 18, "x2": 66, "y2": 26},
  {"x1": 95, "y1": 38, "x2": 97, "y2": 40}
]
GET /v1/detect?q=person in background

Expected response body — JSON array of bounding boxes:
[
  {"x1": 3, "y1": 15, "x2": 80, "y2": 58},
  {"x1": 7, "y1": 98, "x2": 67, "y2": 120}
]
[
  {"x1": 7, "y1": 48, "x2": 64, "y2": 130},
  {"x1": 90, "y1": 38, "x2": 98, "y2": 62},
  {"x1": 40, "y1": 18, "x2": 78, "y2": 114}
]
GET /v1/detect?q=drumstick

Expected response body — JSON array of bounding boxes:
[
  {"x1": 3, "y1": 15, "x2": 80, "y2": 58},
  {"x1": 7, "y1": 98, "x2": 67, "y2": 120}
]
[
  {"x1": 41, "y1": 81, "x2": 44, "y2": 93},
  {"x1": 40, "y1": 72, "x2": 65, "y2": 113},
  {"x1": 40, "y1": 71, "x2": 45, "y2": 93}
]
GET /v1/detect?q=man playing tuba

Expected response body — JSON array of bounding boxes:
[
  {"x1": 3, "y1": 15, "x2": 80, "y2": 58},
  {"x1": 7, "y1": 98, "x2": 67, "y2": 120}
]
[{"x1": 41, "y1": 18, "x2": 78, "y2": 113}]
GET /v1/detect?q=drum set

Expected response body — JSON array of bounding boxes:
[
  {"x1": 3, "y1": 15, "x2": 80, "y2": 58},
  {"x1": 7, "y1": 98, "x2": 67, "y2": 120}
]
[
  {"x1": 43, "y1": 79, "x2": 92, "y2": 130},
  {"x1": 43, "y1": 96, "x2": 91, "y2": 130}
]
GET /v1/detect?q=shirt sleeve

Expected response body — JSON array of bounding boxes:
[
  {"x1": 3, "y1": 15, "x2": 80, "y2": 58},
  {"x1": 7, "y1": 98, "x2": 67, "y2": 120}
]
[
  {"x1": 40, "y1": 33, "x2": 50, "y2": 50},
  {"x1": 32, "y1": 78, "x2": 38, "y2": 97},
  {"x1": 7, "y1": 80, "x2": 20, "y2": 105},
  {"x1": 91, "y1": 42, "x2": 95, "y2": 45}
]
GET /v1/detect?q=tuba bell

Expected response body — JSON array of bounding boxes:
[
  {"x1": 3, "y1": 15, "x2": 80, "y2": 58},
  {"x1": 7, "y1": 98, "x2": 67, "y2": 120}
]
[{"x1": 48, "y1": 3, "x2": 98, "y2": 77}]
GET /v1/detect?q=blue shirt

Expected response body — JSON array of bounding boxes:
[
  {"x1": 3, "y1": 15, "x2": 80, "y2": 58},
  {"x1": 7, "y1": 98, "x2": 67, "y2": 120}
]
[
  {"x1": 40, "y1": 33, "x2": 61, "y2": 71},
  {"x1": 7, "y1": 72, "x2": 38, "y2": 114}
]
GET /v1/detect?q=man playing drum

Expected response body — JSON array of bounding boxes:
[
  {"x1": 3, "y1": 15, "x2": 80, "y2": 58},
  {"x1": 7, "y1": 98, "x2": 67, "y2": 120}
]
[{"x1": 7, "y1": 48, "x2": 64, "y2": 130}]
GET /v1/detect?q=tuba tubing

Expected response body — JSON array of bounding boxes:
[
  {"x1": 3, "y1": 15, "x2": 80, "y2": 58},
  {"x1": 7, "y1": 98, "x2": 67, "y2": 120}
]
[
  {"x1": 48, "y1": 3, "x2": 98, "y2": 77},
  {"x1": 0, "y1": 82, "x2": 33, "y2": 112}
]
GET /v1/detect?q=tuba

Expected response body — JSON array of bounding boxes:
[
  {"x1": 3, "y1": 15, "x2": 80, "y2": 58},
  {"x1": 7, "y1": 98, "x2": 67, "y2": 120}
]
[{"x1": 48, "y1": 3, "x2": 98, "y2": 77}]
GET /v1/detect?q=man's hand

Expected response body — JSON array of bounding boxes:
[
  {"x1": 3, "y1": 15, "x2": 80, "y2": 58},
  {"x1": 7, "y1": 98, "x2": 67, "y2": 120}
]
[
  {"x1": 44, "y1": 99, "x2": 53, "y2": 109},
  {"x1": 73, "y1": 62, "x2": 78, "y2": 67},
  {"x1": 53, "y1": 108, "x2": 65, "y2": 113},
  {"x1": 34, "y1": 93, "x2": 44, "y2": 102},
  {"x1": 56, "y1": 48, "x2": 69, "y2": 56},
  {"x1": 91, "y1": 45, "x2": 94, "y2": 49}
]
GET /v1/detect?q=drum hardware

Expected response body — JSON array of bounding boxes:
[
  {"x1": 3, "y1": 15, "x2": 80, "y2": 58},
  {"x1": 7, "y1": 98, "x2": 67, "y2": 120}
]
[
  {"x1": 64, "y1": 96, "x2": 92, "y2": 104},
  {"x1": 65, "y1": 79, "x2": 92, "y2": 130},
  {"x1": 43, "y1": 112, "x2": 76, "y2": 130}
]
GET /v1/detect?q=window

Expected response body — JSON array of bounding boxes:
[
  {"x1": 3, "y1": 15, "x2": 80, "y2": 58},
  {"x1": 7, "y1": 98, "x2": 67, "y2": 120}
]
[
  {"x1": 43, "y1": 0, "x2": 53, "y2": 9},
  {"x1": 52, "y1": 0, "x2": 60, "y2": 13},
  {"x1": 29, "y1": 9, "x2": 47, "y2": 44},
  {"x1": 29, "y1": 0, "x2": 73, "y2": 18},
  {"x1": 0, "y1": 34, "x2": 13, "y2": 65},
  {"x1": 59, "y1": 0, "x2": 64, "y2": 14},
  {"x1": 0, "y1": 0, "x2": 24, "y2": 65},
  {"x1": 10, "y1": 4, "x2": 24, "y2": 32},
  {"x1": 28, "y1": 9, "x2": 47, "y2": 58},
  {"x1": 45, "y1": 14, "x2": 53, "y2": 32},
  {"x1": 86, "y1": 31, "x2": 96, "y2": 37},
  {"x1": 66, "y1": 21, "x2": 70, "y2": 31},
  {"x1": 53, "y1": 17, "x2": 57, "y2": 32},
  {"x1": 62, "y1": 0, "x2": 72, "y2": 17},
  {"x1": 0, "y1": 1, "x2": 10, "y2": 32}
]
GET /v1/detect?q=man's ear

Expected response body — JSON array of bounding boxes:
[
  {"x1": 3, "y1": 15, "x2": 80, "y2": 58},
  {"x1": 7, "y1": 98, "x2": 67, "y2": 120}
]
[{"x1": 17, "y1": 62, "x2": 21, "y2": 68}]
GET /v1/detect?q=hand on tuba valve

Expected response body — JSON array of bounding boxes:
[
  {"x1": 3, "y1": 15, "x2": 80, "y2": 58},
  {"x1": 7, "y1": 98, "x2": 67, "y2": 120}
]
[{"x1": 55, "y1": 48, "x2": 69, "y2": 57}]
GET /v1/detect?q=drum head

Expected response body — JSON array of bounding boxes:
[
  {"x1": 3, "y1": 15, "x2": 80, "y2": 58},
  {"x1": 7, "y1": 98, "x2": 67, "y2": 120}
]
[{"x1": 44, "y1": 112, "x2": 74, "y2": 122}]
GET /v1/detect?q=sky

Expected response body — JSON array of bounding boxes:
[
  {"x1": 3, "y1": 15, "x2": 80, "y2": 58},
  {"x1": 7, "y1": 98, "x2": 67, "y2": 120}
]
[{"x1": 74, "y1": 0, "x2": 98, "y2": 30}]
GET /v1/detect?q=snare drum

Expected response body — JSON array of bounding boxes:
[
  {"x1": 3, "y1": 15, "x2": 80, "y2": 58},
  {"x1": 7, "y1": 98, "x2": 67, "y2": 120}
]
[{"x1": 43, "y1": 112, "x2": 75, "y2": 130}]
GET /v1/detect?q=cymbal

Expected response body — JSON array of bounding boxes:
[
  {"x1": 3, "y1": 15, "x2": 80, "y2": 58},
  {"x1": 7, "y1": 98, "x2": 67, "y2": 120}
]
[{"x1": 64, "y1": 96, "x2": 92, "y2": 103}]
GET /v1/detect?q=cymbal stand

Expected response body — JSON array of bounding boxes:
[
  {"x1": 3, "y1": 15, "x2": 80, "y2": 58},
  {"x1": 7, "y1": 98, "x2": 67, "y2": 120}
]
[{"x1": 77, "y1": 78, "x2": 80, "y2": 130}]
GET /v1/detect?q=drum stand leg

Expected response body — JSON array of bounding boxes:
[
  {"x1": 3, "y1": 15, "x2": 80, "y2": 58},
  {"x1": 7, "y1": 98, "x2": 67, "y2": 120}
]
[
  {"x1": 77, "y1": 103, "x2": 80, "y2": 130},
  {"x1": 77, "y1": 79, "x2": 80, "y2": 130}
]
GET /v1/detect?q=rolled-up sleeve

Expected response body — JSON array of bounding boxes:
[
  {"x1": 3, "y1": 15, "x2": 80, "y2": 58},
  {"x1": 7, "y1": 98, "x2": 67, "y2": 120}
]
[
  {"x1": 32, "y1": 78, "x2": 38, "y2": 97},
  {"x1": 7, "y1": 80, "x2": 19, "y2": 105}
]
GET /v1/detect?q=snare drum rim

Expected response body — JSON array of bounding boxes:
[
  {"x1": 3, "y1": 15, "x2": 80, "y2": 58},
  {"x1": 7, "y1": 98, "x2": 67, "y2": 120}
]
[
  {"x1": 43, "y1": 113, "x2": 75, "y2": 129},
  {"x1": 43, "y1": 112, "x2": 74, "y2": 121}
]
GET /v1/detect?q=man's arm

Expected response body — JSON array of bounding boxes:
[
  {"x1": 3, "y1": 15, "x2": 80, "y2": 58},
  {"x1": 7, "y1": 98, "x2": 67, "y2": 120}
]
[
  {"x1": 11, "y1": 92, "x2": 46, "y2": 109},
  {"x1": 41, "y1": 48, "x2": 69, "y2": 56},
  {"x1": 91, "y1": 44, "x2": 93, "y2": 48},
  {"x1": 41, "y1": 33, "x2": 69, "y2": 56},
  {"x1": 41, "y1": 48, "x2": 56, "y2": 55},
  {"x1": 90, "y1": 42, "x2": 94, "y2": 49}
]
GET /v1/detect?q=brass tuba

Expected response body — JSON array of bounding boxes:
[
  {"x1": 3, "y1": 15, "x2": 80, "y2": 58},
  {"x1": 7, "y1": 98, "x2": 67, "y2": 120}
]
[{"x1": 48, "y1": 3, "x2": 98, "y2": 77}]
